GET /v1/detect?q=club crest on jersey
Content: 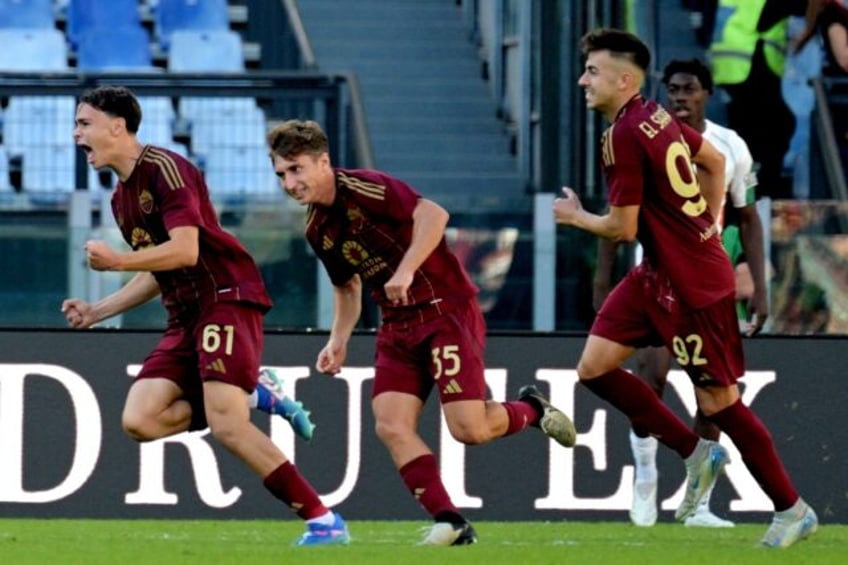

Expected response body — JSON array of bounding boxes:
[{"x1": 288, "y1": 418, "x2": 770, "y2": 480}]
[
  {"x1": 346, "y1": 207, "x2": 367, "y2": 234},
  {"x1": 347, "y1": 207, "x2": 363, "y2": 223},
  {"x1": 131, "y1": 228, "x2": 154, "y2": 250},
  {"x1": 342, "y1": 240, "x2": 368, "y2": 266},
  {"x1": 139, "y1": 190, "x2": 154, "y2": 214}
]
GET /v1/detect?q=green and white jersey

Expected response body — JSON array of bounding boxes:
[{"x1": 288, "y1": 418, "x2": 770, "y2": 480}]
[{"x1": 703, "y1": 118, "x2": 757, "y2": 212}]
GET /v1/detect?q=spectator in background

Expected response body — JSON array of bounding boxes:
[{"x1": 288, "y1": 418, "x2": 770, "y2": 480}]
[
  {"x1": 795, "y1": 0, "x2": 848, "y2": 74},
  {"x1": 709, "y1": 0, "x2": 807, "y2": 200},
  {"x1": 782, "y1": 11, "x2": 824, "y2": 199},
  {"x1": 795, "y1": 0, "x2": 848, "y2": 191},
  {"x1": 266, "y1": 119, "x2": 576, "y2": 547},
  {"x1": 594, "y1": 57, "x2": 769, "y2": 529},
  {"x1": 63, "y1": 86, "x2": 348, "y2": 546},
  {"x1": 562, "y1": 28, "x2": 816, "y2": 548}
]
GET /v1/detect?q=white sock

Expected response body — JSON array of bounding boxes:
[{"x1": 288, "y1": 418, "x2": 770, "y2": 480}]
[
  {"x1": 307, "y1": 511, "x2": 336, "y2": 526},
  {"x1": 630, "y1": 430, "x2": 658, "y2": 484}
]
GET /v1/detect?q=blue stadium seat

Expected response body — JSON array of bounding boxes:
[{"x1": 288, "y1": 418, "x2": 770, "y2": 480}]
[
  {"x1": 21, "y1": 144, "x2": 76, "y2": 192},
  {"x1": 137, "y1": 96, "x2": 176, "y2": 145},
  {"x1": 0, "y1": 0, "x2": 55, "y2": 28},
  {"x1": 2, "y1": 96, "x2": 76, "y2": 151},
  {"x1": 3, "y1": 96, "x2": 77, "y2": 193},
  {"x1": 66, "y1": 0, "x2": 140, "y2": 48},
  {"x1": 0, "y1": 28, "x2": 67, "y2": 71},
  {"x1": 0, "y1": 145, "x2": 10, "y2": 192},
  {"x1": 201, "y1": 145, "x2": 280, "y2": 196},
  {"x1": 167, "y1": 29, "x2": 244, "y2": 72},
  {"x1": 154, "y1": 0, "x2": 228, "y2": 51},
  {"x1": 76, "y1": 25, "x2": 154, "y2": 71},
  {"x1": 188, "y1": 103, "x2": 266, "y2": 153}
]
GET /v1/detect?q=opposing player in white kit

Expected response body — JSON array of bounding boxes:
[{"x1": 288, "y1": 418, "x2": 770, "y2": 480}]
[{"x1": 594, "y1": 58, "x2": 768, "y2": 528}]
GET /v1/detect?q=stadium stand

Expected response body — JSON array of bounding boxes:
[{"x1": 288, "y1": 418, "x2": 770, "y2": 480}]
[
  {"x1": 65, "y1": 0, "x2": 141, "y2": 49},
  {"x1": 153, "y1": 0, "x2": 229, "y2": 51},
  {"x1": 188, "y1": 103, "x2": 266, "y2": 153},
  {"x1": 295, "y1": 0, "x2": 523, "y2": 210},
  {"x1": 0, "y1": 27, "x2": 67, "y2": 70},
  {"x1": 0, "y1": 27, "x2": 74, "y2": 195},
  {"x1": 75, "y1": 25, "x2": 155, "y2": 71},
  {"x1": 0, "y1": 145, "x2": 9, "y2": 192},
  {"x1": 163, "y1": 28, "x2": 270, "y2": 196},
  {"x1": 0, "y1": 0, "x2": 55, "y2": 28},
  {"x1": 3, "y1": 97, "x2": 76, "y2": 192},
  {"x1": 201, "y1": 144, "x2": 279, "y2": 196},
  {"x1": 167, "y1": 28, "x2": 245, "y2": 72}
]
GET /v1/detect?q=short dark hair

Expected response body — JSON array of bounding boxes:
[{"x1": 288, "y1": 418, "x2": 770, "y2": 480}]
[
  {"x1": 78, "y1": 86, "x2": 142, "y2": 133},
  {"x1": 580, "y1": 28, "x2": 650, "y2": 72},
  {"x1": 266, "y1": 119, "x2": 329, "y2": 159},
  {"x1": 661, "y1": 58, "x2": 714, "y2": 93}
]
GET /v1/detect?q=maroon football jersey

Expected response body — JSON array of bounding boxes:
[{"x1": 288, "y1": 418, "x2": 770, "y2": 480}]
[
  {"x1": 602, "y1": 96, "x2": 734, "y2": 309},
  {"x1": 111, "y1": 145, "x2": 272, "y2": 315},
  {"x1": 305, "y1": 168, "x2": 478, "y2": 323}
]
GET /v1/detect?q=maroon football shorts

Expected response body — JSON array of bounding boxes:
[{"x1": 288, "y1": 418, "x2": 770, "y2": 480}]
[
  {"x1": 592, "y1": 269, "x2": 744, "y2": 388},
  {"x1": 373, "y1": 300, "x2": 488, "y2": 404},
  {"x1": 135, "y1": 302, "x2": 265, "y2": 428}
]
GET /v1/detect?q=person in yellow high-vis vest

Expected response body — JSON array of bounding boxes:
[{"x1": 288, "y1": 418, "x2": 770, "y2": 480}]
[{"x1": 709, "y1": 0, "x2": 807, "y2": 199}]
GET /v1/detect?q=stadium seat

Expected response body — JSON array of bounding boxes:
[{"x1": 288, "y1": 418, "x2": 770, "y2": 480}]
[
  {"x1": 154, "y1": 0, "x2": 229, "y2": 51},
  {"x1": 2, "y1": 96, "x2": 76, "y2": 151},
  {"x1": 0, "y1": 145, "x2": 10, "y2": 192},
  {"x1": 66, "y1": 0, "x2": 140, "y2": 48},
  {"x1": 76, "y1": 25, "x2": 154, "y2": 71},
  {"x1": 21, "y1": 144, "x2": 76, "y2": 192},
  {"x1": 3, "y1": 96, "x2": 77, "y2": 193},
  {"x1": 187, "y1": 102, "x2": 267, "y2": 153},
  {"x1": 0, "y1": 0, "x2": 55, "y2": 29},
  {"x1": 201, "y1": 145, "x2": 279, "y2": 196},
  {"x1": 167, "y1": 29, "x2": 244, "y2": 72},
  {"x1": 0, "y1": 28, "x2": 67, "y2": 71},
  {"x1": 137, "y1": 96, "x2": 176, "y2": 145}
]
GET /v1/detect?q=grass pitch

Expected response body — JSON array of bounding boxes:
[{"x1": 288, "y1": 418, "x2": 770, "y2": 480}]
[{"x1": 0, "y1": 518, "x2": 844, "y2": 564}]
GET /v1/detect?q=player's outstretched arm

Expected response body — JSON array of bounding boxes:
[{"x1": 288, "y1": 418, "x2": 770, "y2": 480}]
[{"x1": 554, "y1": 187, "x2": 639, "y2": 242}]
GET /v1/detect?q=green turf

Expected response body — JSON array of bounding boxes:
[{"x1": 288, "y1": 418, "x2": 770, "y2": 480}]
[{"x1": 0, "y1": 519, "x2": 843, "y2": 564}]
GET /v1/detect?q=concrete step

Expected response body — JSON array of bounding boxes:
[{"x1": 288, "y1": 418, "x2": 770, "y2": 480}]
[
  {"x1": 314, "y1": 38, "x2": 478, "y2": 61},
  {"x1": 371, "y1": 133, "x2": 512, "y2": 156},
  {"x1": 363, "y1": 96, "x2": 497, "y2": 119},
  {"x1": 378, "y1": 152, "x2": 517, "y2": 174},
  {"x1": 367, "y1": 114, "x2": 507, "y2": 136},
  {"x1": 360, "y1": 77, "x2": 490, "y2": 98},
  {"x1": 318, "y1": 58, "x2": 481, "y2": 78}
]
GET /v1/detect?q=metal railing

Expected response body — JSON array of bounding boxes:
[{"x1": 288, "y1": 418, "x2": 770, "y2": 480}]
[{"x1": 813, "y1": 76, "x2": 848, "y2": 202}]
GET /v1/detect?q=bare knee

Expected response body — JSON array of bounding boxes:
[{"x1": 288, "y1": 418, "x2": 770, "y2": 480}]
[
  {"x1": 576, "y1": 359, "x2": 602, "y2": 380},
  {"x1": 121, "y1": 410, "x2": 159, "y2": 442},
  {"x1": 374, "y1": 418, "x2": 415, "y2": 447},
  {"x1": 206, "y1": 414, "x2": 241, "y2": 449},
  {"x1": 447, "y1": 422, "x2": 490, "y2": 445},
  {"x1": 695, "y1": 385, "x2": 740, "y2": 418}
]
